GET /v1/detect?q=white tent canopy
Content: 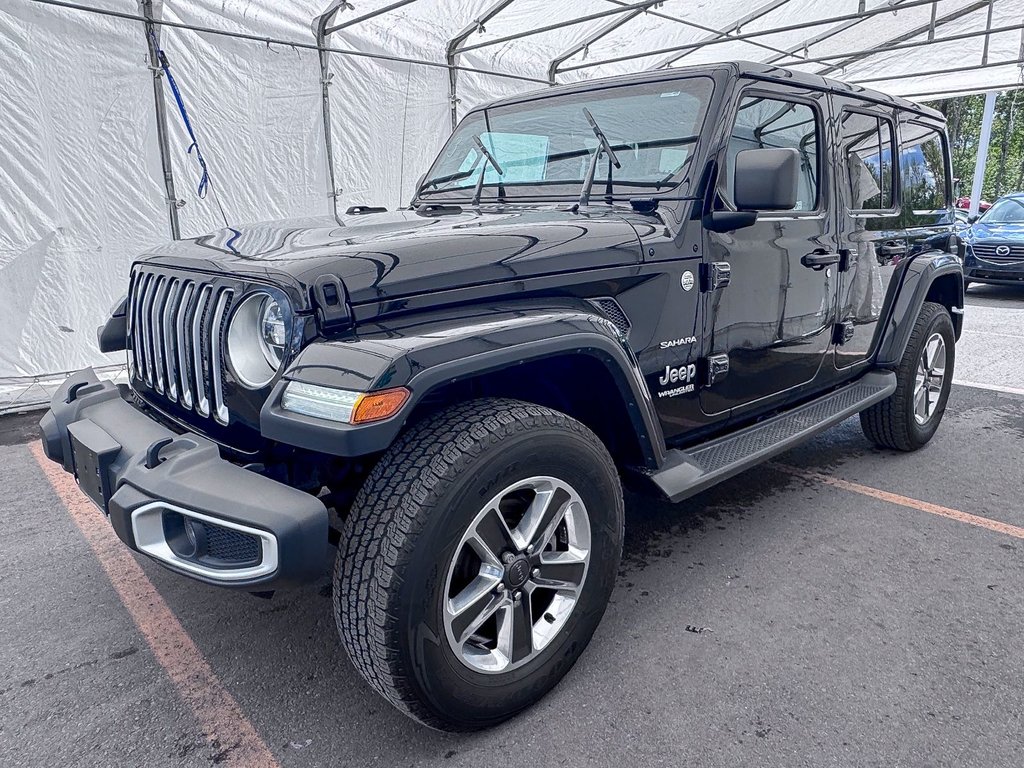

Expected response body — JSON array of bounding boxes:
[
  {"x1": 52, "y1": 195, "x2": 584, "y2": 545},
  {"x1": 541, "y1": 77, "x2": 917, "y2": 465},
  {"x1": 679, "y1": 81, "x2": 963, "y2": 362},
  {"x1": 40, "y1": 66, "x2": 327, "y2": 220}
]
[{"x1": 1, "y1": 0, "x2": 1022, "y2": 396}]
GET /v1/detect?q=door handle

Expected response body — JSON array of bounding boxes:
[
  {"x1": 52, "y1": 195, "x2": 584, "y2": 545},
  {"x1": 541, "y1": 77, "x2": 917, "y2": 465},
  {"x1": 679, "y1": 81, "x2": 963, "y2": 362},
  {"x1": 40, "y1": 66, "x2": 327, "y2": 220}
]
[{"x1": 801, "y1": 250, "x2": 840, "y2": 270}]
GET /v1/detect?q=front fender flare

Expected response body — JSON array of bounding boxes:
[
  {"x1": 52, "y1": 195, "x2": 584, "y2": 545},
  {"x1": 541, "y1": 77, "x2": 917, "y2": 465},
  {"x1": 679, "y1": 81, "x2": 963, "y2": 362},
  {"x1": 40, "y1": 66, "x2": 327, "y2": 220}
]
[{"x1": 260, "y1": 304, "x2": 665, "y2": 466}]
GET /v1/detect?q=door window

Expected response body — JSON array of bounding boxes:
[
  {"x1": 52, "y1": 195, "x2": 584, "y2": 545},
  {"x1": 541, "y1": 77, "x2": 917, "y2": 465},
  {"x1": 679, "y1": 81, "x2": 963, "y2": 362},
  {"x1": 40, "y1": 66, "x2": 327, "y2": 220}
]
[
  {"x1": 897, "y1": 122, "x2": 950, "y2": 227},
  {"x1": 725, "y1": 95, "x2": 820, "y2": 211},
  {"x1": 840, "y1": 110, "x2": 896, "y2": 212}
]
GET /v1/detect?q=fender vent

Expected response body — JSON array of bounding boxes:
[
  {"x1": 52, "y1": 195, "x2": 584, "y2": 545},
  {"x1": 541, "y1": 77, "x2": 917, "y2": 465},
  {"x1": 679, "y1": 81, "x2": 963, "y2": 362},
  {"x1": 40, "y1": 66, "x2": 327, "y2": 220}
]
[{"x1": 589, "y1": 298, "x2": 631, "y2": 335}]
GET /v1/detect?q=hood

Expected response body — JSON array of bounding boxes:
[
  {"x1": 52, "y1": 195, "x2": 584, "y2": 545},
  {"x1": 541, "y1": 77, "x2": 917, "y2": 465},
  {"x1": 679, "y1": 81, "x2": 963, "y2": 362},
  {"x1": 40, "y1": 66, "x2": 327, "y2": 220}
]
[
  {"x1": 965, "y1": 220, "x2": 1024, "y2": 242},
  {"x1": 137, "y1": 207, "x2": 646, "y2": 311}
]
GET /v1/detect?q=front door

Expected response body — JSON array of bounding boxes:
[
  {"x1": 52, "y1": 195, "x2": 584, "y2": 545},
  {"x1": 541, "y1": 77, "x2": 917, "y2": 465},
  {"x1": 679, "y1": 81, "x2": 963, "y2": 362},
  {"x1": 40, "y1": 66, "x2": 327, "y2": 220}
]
[{"x1": 700, "y1": 84, "x2": 840, "y2": 418}]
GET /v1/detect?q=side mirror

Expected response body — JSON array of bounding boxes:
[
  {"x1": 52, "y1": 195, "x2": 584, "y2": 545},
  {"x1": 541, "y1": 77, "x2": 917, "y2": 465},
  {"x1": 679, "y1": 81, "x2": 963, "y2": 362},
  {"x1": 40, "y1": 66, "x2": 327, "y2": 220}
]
[
  {"x1": 967, "y1": 213, "x2": 979, "y2": 224},
  {"x1": 734, "y1": 148, "x2": 800, "y2": 211}
]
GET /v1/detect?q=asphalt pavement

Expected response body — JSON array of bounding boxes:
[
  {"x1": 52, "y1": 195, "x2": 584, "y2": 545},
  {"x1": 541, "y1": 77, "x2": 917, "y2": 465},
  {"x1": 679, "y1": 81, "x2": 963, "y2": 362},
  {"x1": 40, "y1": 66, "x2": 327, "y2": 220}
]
[{"x1": 1, "y1": 286, "x2": 1022, "y2": 767}]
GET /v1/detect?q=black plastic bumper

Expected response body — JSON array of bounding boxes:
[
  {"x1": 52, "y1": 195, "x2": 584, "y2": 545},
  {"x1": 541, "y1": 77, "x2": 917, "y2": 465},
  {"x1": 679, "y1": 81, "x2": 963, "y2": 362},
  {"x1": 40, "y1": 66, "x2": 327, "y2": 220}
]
[{"x1": 39, "y1": 369, "x2": 328, "y2": 589}]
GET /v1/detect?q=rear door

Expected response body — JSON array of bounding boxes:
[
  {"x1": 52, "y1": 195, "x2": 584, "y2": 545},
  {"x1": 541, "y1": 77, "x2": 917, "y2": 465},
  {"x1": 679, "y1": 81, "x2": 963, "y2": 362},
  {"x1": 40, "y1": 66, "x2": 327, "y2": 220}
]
[
  {"x1": 833, "y1": 101, "x2": 952, "y2": 370},
  {"x1": 700, "y1": 83, "x2": 840, "y2": 418}
]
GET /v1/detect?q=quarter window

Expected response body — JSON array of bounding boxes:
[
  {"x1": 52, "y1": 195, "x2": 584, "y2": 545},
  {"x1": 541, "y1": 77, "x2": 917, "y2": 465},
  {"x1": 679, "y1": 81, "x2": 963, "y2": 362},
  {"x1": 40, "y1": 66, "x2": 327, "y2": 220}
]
[
  {"x1": 840, "y1": 110, "x2": 895, "y2": 211},
  {"x1": 725, "y1": 95, "x2": 820, "y2": 211}
]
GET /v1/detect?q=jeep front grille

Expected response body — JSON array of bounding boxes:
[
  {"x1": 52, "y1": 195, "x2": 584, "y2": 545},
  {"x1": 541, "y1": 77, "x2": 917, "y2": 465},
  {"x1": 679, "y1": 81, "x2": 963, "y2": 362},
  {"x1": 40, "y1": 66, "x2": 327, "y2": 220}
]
[{"x1": 128, "y1": 268, "x2": 234, "y2": 425}]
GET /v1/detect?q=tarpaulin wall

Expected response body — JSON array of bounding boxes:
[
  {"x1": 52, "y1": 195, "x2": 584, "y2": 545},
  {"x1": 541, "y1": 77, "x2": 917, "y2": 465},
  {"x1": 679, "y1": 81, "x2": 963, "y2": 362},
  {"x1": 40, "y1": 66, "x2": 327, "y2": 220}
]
[{"x1": 1, "y1": 0, "x2": 1022, "y2": 405}]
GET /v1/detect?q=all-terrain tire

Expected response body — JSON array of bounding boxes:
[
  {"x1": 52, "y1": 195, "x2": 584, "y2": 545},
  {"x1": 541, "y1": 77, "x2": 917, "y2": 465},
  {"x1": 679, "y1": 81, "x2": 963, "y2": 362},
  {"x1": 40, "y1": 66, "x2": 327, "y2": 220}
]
[
  {"x1": 334, "y1": 398, "x2": 624, "y2": 730},
  {"x1": 860, "y1": 301, "x2": 954, "y2": 451}
]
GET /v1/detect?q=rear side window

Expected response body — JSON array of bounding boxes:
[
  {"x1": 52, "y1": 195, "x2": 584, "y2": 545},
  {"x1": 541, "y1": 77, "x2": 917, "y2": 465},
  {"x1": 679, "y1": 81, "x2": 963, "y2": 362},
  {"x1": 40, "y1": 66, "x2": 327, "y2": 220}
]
[
  {"x1": 898, "y1": 122, "x2": 950, "y2": 226},
  {"x1": 840, "y1": 110, "x2": 895, "y2": 212},
  {"x1": 725, "y1": 94, "x2": 820, "y2": 211}
]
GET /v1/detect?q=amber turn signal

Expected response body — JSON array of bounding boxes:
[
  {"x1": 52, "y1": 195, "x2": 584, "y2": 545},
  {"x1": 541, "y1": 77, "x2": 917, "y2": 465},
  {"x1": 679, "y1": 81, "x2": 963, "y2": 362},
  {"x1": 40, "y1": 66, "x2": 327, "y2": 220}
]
[{"x1": 351, "y1": 387, "x2": 411, "y2": 424}]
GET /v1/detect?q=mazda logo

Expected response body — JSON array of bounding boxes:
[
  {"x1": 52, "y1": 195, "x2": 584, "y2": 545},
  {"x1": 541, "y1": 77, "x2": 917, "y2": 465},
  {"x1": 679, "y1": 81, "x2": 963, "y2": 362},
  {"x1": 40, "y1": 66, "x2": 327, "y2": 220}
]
[{"x1": 995, "y1": 245, "x2": 1011, "y2": 257}]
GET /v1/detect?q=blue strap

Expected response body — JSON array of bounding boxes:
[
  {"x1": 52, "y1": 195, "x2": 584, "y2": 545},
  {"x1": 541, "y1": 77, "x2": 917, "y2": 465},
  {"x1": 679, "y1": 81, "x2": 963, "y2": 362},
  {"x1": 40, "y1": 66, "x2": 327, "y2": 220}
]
[{"x1": 150, "y1": 30, "x2": 210, "y2": 200}]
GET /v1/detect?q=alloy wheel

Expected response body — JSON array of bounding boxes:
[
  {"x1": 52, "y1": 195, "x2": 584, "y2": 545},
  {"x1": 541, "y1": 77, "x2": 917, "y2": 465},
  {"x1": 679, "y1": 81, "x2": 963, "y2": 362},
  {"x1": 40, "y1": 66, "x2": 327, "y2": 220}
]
[
  {"x1": 914, "y1": 332, "x2": 947, "y2": 425},
  {"x1": 441, "y1": 476, "x2": 591, "y2": 674}
]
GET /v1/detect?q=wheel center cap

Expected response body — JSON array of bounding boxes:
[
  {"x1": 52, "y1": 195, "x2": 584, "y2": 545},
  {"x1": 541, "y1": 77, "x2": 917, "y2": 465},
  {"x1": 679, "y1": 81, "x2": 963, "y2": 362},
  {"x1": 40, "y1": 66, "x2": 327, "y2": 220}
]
[{"x1": 504, "y1": 556, "x2": 531, "y2": 589}]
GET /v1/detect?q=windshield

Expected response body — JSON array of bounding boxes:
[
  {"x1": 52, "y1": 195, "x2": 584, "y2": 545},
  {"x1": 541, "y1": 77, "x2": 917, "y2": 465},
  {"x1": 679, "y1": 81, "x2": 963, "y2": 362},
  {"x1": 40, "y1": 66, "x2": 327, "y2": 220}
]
[
  {"x1": 417, "y1": 77, "x2": 715, "y2": 203},
  {"x1": 981, "y1": 196, "x2": 1024, "y2": 224}
]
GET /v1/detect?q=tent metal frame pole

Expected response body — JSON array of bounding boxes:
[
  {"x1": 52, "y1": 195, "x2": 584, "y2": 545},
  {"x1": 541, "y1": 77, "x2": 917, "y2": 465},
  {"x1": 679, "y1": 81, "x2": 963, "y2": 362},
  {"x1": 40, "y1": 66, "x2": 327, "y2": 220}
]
[
  {"x1": 815, "y1": 0, "x2": 990, "y2": 77},
  {"x1": 28, "y1": 0, "x2": 545, "y2": 84},
  {"x1": 982, "y1": 0, "x2": 995, "y2": 65},
  {"x1": 901, "y1": 81, "x2": 1022, "y2": 98},
  {"x1": 559, "y1": 0, "x2": 948, "y2": 73},
  {"x1": 457, "y1": 0, "x2": 666, "y2": 55},
  {"x1": 853, "y1": 57, "x2": 1024, "y2": 86},
  {"x1": 762, "y1": 0, "x2": 914, "y2": 66},
  {"x1": 970, "y1": 90, "x2": 999, "y2": 218},
  {"x1": 324, "y1": 0, "x2": 419, "y2": 35},
  {"x1": 769, "y1": 22, "x2": 1024, "y2": 67},
  {"x1": 138, "y1": 0, "x2": 181, "y2": 240},
  {"x1": 445, "y1": 0, "x2": 516, "y2": 131},
  {"x1": 547, "y1": 5, "x2": 648, "y2": 84},
  {"x1": 654, "y1": 0, "x2": 794, "y2": 69},
  {"x1": 314, "y1": 1, "x2": 348, "y2": 224},
  {"x1": 581, "y1": 0, "x2": 797, "y2": 70}
]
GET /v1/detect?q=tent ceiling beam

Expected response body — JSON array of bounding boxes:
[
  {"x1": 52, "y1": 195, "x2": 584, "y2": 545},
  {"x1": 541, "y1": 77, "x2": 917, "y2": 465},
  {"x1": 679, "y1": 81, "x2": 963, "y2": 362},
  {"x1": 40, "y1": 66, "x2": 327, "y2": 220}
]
[
  {"x1": 29, "y1": 0, "x2": 545, "y2": 83},
  {"x1": 547, "y1": 5, "x2": 649, "y2": 84},
  {"x1": 597, "y1": 0, "x2": 798, "y2": 65},
  {"x1": 763, "y1": 0, "x2": 917, "y2": 66},
  {"x1": 654, "y1": 0, "x2": 795, "y2": 69},
  {"x1": 853, "y1": 56, "x2": 1024, "y2": 85},
  {"x1": 323, "y1": 0, "x2": 421, "y2": 36},
  {"x1": 771, "y1": 22, "x2": 1024, "y2": 68},
  {"x1": 457, "y1": 0, "x2": 666, "y2": 55},
  {"x1": 558, "y1": 0, "x2": 952, "y2": 73},
  {"x1": 814, "y1": 0, "x2": 991, "y2": 77}
]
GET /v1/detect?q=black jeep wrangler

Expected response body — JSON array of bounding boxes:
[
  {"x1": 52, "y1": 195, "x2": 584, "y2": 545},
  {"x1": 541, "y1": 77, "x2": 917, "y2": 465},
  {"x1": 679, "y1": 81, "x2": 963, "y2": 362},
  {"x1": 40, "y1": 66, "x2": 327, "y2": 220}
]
[{"x1": 40, "y1": 62, "x2": 963, "y2": 730}]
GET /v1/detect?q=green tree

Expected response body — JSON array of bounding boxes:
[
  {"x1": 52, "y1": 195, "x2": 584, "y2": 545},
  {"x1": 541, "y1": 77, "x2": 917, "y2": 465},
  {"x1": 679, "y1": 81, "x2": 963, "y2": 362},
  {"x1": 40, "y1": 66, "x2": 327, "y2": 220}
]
[{"x1": 928, "y1": 89, "x2": 1024, "y2": 201}]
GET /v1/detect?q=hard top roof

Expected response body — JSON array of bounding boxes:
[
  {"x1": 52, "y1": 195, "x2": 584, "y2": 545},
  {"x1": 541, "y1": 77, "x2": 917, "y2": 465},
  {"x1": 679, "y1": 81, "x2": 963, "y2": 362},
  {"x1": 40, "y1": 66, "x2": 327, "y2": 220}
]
[{"x1": 479, "y1": 61, "x2": 943, "y2": 122}]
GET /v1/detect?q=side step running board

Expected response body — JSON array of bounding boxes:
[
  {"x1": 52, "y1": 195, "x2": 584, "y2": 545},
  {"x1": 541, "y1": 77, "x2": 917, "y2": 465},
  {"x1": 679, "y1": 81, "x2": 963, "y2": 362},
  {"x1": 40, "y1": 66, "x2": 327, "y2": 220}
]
[{"x1": 649, "y1": 370, "x2": 897, "y2": 503}]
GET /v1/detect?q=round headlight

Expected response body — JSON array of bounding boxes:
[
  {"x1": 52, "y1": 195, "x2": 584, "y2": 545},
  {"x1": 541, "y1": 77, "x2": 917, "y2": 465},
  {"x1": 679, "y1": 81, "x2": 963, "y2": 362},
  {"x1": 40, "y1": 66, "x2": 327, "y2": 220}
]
[
  {"x1": 227, "y1": 292, "x2": 289, "y2": 389},
  {"x1": 259, "y1": 298, "x2": 286, "y2": 366}
]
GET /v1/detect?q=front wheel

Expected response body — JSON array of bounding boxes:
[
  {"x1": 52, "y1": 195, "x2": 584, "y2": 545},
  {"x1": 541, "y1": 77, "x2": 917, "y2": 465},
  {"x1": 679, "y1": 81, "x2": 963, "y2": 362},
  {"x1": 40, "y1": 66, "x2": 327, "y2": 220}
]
[
  {"x1": 335, "y1": 398, "x2": 623, "y2": 730},
  {"x1": 860, "y1": 301, "x2": 955, "y2": 451}
]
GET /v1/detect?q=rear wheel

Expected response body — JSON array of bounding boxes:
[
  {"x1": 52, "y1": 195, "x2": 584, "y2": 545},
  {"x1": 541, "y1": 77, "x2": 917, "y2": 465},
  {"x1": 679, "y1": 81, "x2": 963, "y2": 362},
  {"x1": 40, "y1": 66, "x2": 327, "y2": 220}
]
[
  {"x1": 860, "y1": 301, "x2": 954, "y2": 451},
  {"x1": 335, "y1": 398, "x2": 623, "y2": 730}
]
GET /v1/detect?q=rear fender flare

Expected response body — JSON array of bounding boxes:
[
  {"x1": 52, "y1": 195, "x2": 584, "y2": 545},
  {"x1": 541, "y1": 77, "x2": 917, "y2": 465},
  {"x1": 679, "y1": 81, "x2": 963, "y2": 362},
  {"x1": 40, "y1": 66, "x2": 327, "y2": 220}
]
[{"x1": 875, "y1": 252, "x2": 964, "y2": 368}]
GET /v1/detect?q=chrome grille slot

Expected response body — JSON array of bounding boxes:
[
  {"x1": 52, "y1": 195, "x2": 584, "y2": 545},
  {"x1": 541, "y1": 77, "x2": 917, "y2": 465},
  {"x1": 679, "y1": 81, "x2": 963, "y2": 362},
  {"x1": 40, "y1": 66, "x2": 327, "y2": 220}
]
[
  {"x1": 161, "y1": 278, "x2": 182, "y2": 401},
  {"x1": 128, "y1": 268, "x2": 233, "y2": 425},
  {"x1": 192, "y1": 283, "x2": 213, "y2": 418},
  {"x1": 138, "y1": 272, "x2": 155, "y2": 386},
  {"x1": 175, "y1": 281, "x2": 196, "y2": 409},
  {"x1": 210, "y1": 287, "x2": 233, "y2": 425},
  {"x1": 150, "y1": 276, "x2": 170, "y2": 394}
]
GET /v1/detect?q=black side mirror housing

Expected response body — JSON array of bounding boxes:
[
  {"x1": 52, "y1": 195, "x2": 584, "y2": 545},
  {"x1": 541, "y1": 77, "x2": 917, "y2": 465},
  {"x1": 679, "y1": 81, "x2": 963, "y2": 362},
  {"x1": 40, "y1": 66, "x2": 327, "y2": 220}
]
[
  {"x1": 967, "y1": 213, "x2": 980, "y2": 224},
  {"x1": 734, "y1": 148, "x2": 800, "y2": 211}
]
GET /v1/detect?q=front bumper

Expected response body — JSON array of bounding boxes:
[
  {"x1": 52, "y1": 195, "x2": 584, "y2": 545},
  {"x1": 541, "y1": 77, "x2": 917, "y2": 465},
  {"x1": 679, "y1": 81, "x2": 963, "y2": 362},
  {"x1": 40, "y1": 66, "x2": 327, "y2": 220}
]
[
  {"x1": 39, "y1": 369, "x2": 328, "y2": 589},
  {"x1": 963, "y1": 251, "x2": 1024, "y2": 285}
]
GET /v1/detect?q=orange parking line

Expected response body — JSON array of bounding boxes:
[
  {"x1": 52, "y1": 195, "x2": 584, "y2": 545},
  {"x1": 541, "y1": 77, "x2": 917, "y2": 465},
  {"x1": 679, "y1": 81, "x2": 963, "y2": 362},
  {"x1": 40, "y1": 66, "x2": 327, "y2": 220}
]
[
  {"x1": 776, "y1": 463, "x2": 1024, "y2": 540},
  {"x1": 30, "y1": 444, "x2": 280, "y2": 768}
]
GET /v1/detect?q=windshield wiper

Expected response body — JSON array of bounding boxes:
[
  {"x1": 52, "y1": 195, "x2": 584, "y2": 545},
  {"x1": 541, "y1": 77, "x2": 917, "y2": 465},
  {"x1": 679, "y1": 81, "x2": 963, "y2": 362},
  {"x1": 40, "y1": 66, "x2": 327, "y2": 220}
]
[
  {"x1": 471, "y1": 135, "x2": 505, "y2": 206},
  {"x1": 579, "y1": 108, "x2": 622, "y2": 207}
]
